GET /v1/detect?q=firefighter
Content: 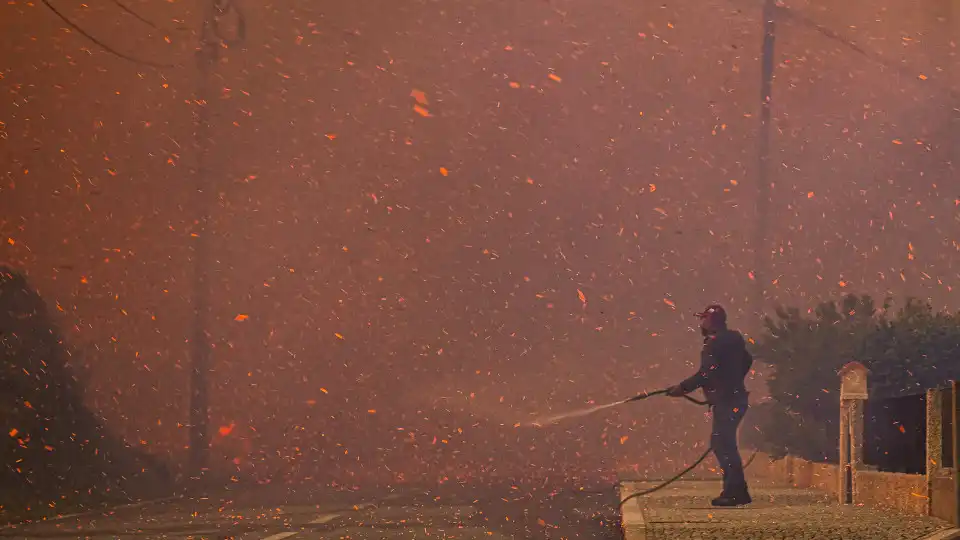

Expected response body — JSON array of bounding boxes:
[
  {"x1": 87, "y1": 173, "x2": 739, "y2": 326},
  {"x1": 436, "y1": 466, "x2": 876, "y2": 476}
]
[{"x1": 667, "y1": 304, "x2": 753, "y2": 506}]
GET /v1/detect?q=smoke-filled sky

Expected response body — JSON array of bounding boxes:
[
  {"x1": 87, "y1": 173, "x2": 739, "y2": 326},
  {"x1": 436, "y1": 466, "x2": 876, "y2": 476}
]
[{"x1": 1, "y1": 0, "x2": 957, "y2": 489}]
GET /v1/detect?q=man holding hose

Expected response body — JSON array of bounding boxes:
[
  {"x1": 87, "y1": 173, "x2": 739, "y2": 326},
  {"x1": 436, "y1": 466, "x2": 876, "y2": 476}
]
[{"x1": 667, "y1": 304, "x2": 753, "y2": 506}]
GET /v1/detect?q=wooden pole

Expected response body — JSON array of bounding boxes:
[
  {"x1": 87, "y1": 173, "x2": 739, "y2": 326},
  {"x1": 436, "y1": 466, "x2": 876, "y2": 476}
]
[
  {"x1": 189, "y1": 0, "x2": 246, "y2": 480},
  {"x1": 188, "y1": 0, "x2": 219, "y2": 478},
  {"x1": 752, "y1": 0, "x2": 776, "y2": 323}
]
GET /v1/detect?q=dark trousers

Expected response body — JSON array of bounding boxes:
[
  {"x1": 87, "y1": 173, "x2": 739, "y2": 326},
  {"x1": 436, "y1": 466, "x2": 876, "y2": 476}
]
[{"x1": 710, "y1": 396, "x2": 749, "y2": 496}]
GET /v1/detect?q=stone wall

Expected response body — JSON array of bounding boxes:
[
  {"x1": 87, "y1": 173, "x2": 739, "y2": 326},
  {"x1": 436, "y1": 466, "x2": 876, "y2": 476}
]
[
  {"x1": 808, "y1": 462, "x2": 840, "y2": 494},
  {"x1": 856, "y1": 470, "x2": 928, "y2": 515},
  {"x1": 931, "y1": 468, "x2": 956, "y2": 523},
  {"x1": 746, "y1": 451, "x2": 954, "y2": 518},
  {"x1": 747, "y1": 453, "x2": 839, "y2": 494},
  {"x1": 745, "y1": 453, "x2": 783, "y2": 484},
  {"x1": 746, "y1": 452, "x2": 790, "y2": 484}
]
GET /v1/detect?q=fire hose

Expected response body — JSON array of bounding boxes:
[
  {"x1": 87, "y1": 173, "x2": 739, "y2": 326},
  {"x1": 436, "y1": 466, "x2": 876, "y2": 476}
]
[
  {"x1": 614, "y1": 389, "x2": 758, "y2": 508},
  {"x1": 530, "y1": 388, "x2": 757, "y2": 508}
]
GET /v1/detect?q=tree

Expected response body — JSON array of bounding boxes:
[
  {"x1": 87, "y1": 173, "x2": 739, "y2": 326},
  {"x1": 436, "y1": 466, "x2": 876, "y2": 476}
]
[
  {"x1": 744, "y1": 294, "x2": 960, "y2": 462},
  {"x1": 1, "y1": 267, "x2": 171, "y2": 519}
]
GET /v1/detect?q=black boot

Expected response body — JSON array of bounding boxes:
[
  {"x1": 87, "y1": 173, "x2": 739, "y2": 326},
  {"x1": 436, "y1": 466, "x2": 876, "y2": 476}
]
[{"x1": 711, "y1": 490, "x2": 751, "y2": 507}]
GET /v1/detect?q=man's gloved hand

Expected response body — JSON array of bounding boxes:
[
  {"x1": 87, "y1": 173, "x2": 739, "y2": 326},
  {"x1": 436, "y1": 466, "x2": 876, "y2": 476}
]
[{"x1": 666, "y1": 385, "x2": 687, "y2": 397}]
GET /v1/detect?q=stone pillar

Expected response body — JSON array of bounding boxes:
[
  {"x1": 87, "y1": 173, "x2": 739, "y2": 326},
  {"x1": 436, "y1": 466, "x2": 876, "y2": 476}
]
[
  {"x1": 849, "y1": 398, "x2": 865, "y2": 503},
  {"x1": 839, "y1": 400, "x2": 851, "y2": 503},
  {"x1": 952, "y1": 380, "x2": 960, "y2": 526},
  {"x1": 839, "y1": 362, "x2": 869, "y2": 505},
  {"x1": 926, "y1": 388, "x2": 943, "y2": 516},
  {"x1": 785, "y1": 454, "x2": 795, "y2": 486}
]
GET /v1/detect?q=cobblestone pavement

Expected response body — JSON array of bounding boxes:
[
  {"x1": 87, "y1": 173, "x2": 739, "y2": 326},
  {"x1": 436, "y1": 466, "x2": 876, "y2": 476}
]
[
  {"x1": 619, "y1": 480, "x2": 956, "y2": 540},
  {"x1": 1, "y1": 483, "x2": 620, "y2": 539}
]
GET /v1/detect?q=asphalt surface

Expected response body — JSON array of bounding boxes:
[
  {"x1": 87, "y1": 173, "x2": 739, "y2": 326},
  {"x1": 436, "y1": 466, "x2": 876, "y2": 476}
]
[{"x1": 0, "y1": 483, "x2": 621, "y2": 539}]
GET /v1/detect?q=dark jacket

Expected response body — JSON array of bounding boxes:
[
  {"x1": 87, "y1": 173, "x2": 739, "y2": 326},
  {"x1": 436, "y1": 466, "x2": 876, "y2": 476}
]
[{"x1": 679, "y1": 328, "x2": 752, "y2": 404}]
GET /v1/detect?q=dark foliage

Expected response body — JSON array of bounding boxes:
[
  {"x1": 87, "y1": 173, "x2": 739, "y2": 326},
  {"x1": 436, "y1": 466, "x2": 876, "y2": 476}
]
[
  {"x1": 1, "y1": 267, "x2": 171, "y2": 520},
  {"x1": 863, "y1": 394, "x2": 926, "y2": 473},
  {"x1": 746, "y1": 294, "x2": 960, "y2": 462}
]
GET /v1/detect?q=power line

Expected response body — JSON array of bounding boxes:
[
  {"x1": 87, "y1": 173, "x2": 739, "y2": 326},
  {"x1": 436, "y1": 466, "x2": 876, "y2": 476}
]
[
  {"x1": 109, "y1": 0, "x2": 159, "y2": 29},
  {"x1": 750, "y1": 1, "x2": 956, "y2": 325},
  {"x1": 40, "y1": 0, "x2": 175, "y2": 68},
  {"x1": 777, "y1": 4, "x2": 959, "y2": 102}
]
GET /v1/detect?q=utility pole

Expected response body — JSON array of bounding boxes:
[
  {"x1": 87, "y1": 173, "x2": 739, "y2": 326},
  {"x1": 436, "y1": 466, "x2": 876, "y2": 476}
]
[
  {"x1": 188, "y1": 0, "x2": 244, "y2": 479},
  {"x1": 752, "y1": 0, "x2": 777, "y2": 323},
  {"x1": 187, "y1": 0, "x2": 218, "y2": 479},
  {"x1": 188, "y1": 0, "x2": 245, "y2": 480}
]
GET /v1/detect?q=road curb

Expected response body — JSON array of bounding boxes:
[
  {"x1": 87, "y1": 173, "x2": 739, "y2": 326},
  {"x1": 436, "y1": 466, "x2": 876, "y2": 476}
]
[
  {"x1": 0, "y1": 495, "x2": 182, "y2": 530},
  {"x1": 618, "y1": 483, "x2": 647, "y2": 540},
  {"x1": 919, "y1": 528, "x2": 960, "y2": 540}
]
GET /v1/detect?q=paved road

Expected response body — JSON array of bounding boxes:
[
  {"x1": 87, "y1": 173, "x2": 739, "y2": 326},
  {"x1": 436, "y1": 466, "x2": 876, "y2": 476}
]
[
  {"x1": 620, "y1": 480, "x2": 957, "y2": 540},
  {"x1": 1, "y1": 483, "x2": 620, "y2": 539}
]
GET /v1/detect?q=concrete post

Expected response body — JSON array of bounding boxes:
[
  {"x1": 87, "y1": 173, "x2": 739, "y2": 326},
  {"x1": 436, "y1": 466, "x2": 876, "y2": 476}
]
[
  {"x1": 926, "y1": 388, "x2": 943, "y2": 516},
  {"x1": 952, "y1": 380, "x2": 959, "y2": 526},
  {"x1": 785, "y1": 454, "x2": 795, "y2": 486},
  {"x1": 839, "y1": 362, "x2": 868, "y2": 505},
  {"x1": 839, "y1": 400, "x2": 850, "y2": 503},
  {"x1": 849, "y1": 398, "x2": 865, "y2": 504}
]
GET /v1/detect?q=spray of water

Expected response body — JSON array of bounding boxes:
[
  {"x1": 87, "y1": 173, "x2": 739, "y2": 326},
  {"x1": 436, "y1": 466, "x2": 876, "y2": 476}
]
[
  {"x1": 522, "y1": 389, "x2": 690, "y2": 427},
  {"x1": 524, "y1": 398, "x2": 630, "y2": 427}
]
